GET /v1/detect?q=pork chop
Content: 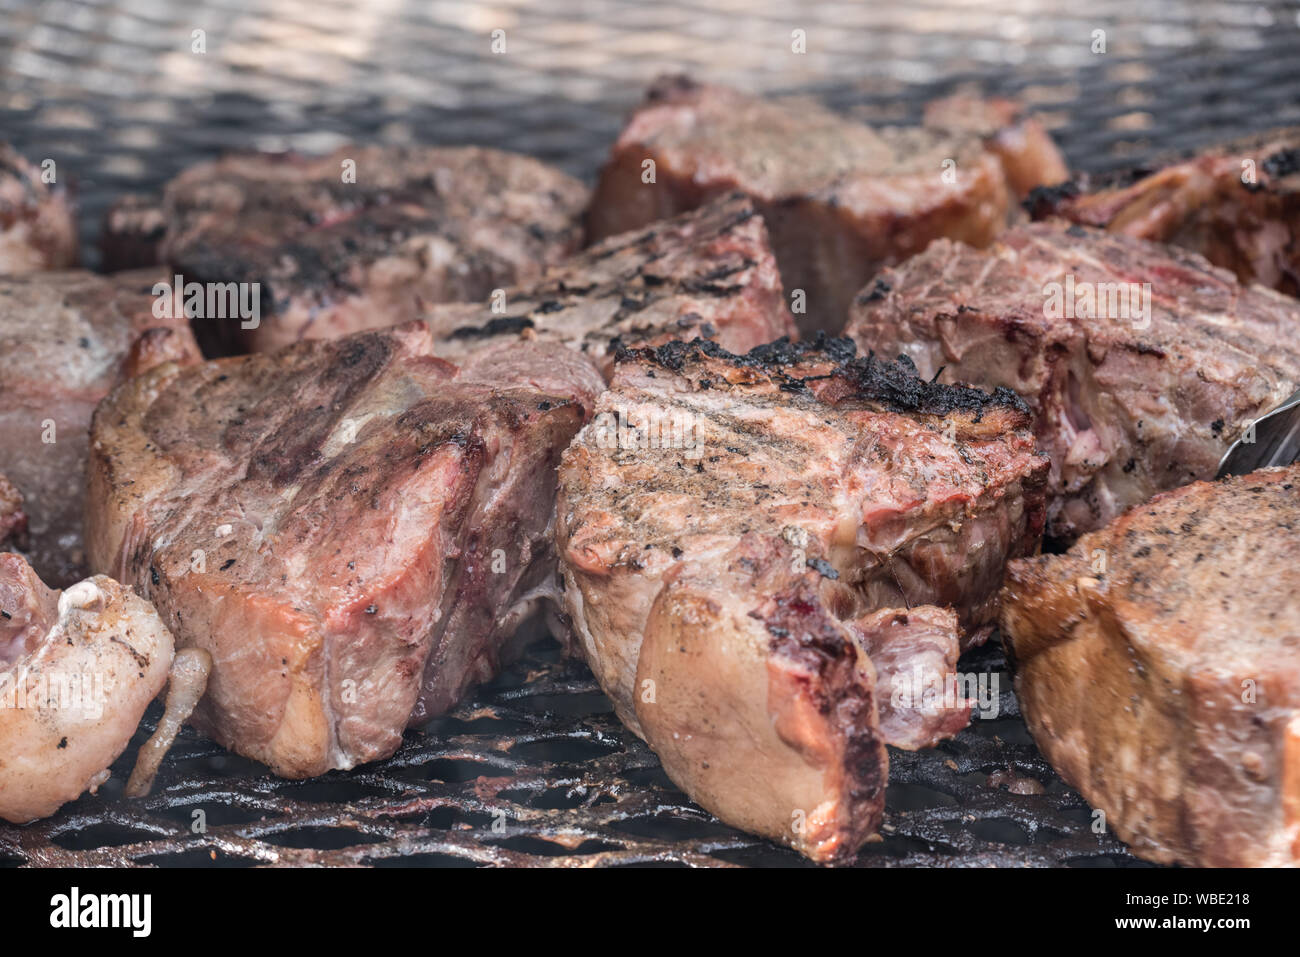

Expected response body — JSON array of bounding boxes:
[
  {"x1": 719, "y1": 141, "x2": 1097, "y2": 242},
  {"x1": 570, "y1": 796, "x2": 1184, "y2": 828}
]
[
  {"x1": 0, "y1": 144, "x2": 77, "y2": 274},
  {"x1": 1000, "y1": 464, "x2": 1300, "y2": 867},
  {"x1": 0, "y1": 271, "x2": 202, "y2": 585},
  {"x1": 845, "y1": 222, "x2": 1300, "y2": 543},
  {"x1": 586, "y1": 76, "x2": 1012, "y2": 334},
  {"x1": 1026, "y1": 127, "x2": 1300, "y2": 294},
  {"x1": 425, "y1": 193, "x2": 796, "y2": 375},
  {"x1": 160, "y1": 146, "x2": 587, "y2": 353},
  {"x1": 86, "y1": 322, "x2": 604, "y2": 777},
  {"x1": 555, "y1": 337, "x2": 1048, "y2": 861}
]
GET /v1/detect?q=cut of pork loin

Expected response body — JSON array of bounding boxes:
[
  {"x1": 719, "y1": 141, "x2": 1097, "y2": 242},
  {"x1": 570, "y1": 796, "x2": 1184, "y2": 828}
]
[
  {"x1": 846, "y1": 222, "x2": 1300, "y2": 543},
  {"x1": 0, "y1": 271, "x2": 202, "y2": 585},
  {"x1": 585, "y1": 76, "x2": 1012, "y2": 334},
  {"x1": 0, "y1": 144, "x2": 77, "y2": 274},
  {"x1": 0, "y1": 554, "x2": 174, "y2": 823},
  {"x1": 1000, "y1": 464, "x2": 1300, "y2": 867},
  {"x1": 1026, "y1": 127, "x2": 1300, "y2": 294},
  {"x1": 87, "y1": 322, "x2": 604, "y2": 777},
  {"x1": 425, "y1": 193, "x2": 796, "y2": 375},
  {"x1": 555, "y1": 337, "x2": 1048, "y2": 861},
  {"x1": 160, "y1": 145, "x2": 587, "y2": 353},
  {"x1": 921, "y1": 95, "x2": 1069, "y2": 200}
]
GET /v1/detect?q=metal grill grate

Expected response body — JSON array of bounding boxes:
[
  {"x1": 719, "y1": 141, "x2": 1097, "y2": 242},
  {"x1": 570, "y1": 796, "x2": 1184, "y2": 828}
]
[
  {"x1": 3, "y1": 0, "x2": 1299, "y2": 866},
  {"x1": 0, "y1": 642, "x2": 1148, "y2": 867}
]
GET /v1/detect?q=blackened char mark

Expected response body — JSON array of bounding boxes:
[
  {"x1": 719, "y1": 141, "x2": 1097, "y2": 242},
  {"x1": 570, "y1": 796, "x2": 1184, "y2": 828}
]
[
  {"x1": 1263, "y1": 147, "x2": 1300, "y2": 181},
  {"x1": 855, "y1": 278, "x2": 891, "y2": 305},
  {"x1": 1023, "y1": 179, "x2": 1082, "y2": 219},
  {"x1": 447, "y1": 315, "x2": 536, "y2": 339},
  {"x1": 614, "y1": 333, "x2": 1029, "y2": 417}
]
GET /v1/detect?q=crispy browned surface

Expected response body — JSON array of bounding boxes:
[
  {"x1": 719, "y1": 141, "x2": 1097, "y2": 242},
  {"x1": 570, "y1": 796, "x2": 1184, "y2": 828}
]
[
  {"x1": 0, "y1": 270, "x2": 201, "y2": 585},
  {"x1": 0, "y1": 555, "x2": 174, "y2": 823},
  {"x1": 161, "y1": 145, "x2": 588, "y2": 353},
  {"x1": 846, "y1": 222, "x2": 1300, "y2": 543},
  {"x1": 1027, "y1": 127, "x2": 1300, "y2": 294},
  {"x1": 587, "y1": 76, "x2": 1010, "y2": 334},
  {"x1": 87, "y1": 322, "x2": 603, "y2": 778},
  {"x1": 0, "y1": 145, "x2": 77, "y2": 274},
  {"x1": 1000, "y1": 465, "x2": 1300, "y2": 867},
  {"x1": 556, "y1": 336, "x2": 1047, "y2": 861},
  {"x1": 426, "y1": 193, "x2": 797, "y2": 376}
]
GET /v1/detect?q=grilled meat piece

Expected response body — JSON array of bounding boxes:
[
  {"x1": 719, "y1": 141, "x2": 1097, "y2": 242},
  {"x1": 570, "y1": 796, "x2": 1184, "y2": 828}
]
[
  {"x1": 0, "y1": 473, "x2": 26, "y2": 549},
  {"x1": 87, "y1": 322, "x2": 604, "y2": 777},
  {"x1": 555, "y1": 337, "x2": 1048, "y2": 861},
  {"x1": 922, "y1": 95, "x2": 1069, "y2": 200},
  {"x1": 100, "y1": 193, "x2": 166, "y2": 273},
  {"x1": 0, "y1": 271, "x2": 201, "y2": 585},
  {"x1": 426, "y1": 193, "x2": 796, "y2": 375},
  {"x1": 0, "y1": 555, "x2": 175, "y2": 823},
  {"x1": 161, "y1": 146, "x2": 587, "y2": 353},
  {"x1": 1000, "y1": 465, "x2": 1300, "y2": 867},
  {"x1": 0, "y1": 144, "x2": 77, "y2": 274},
  {"x1": 1026, "y1": 127, "x2": 1300, "y2": 294},
  {"x1": 846, "y1": 222, "x2": 1300, "y2": 543},
  {"x1": 586, "y1": 76, "x2": 1011, "y2": 334}
]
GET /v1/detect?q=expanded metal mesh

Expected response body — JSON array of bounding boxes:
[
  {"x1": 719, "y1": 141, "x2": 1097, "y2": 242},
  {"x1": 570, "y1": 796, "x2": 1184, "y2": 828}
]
[
  {"x1": 0, "y1": 642, "x2": 1145, "y2": 867},
  {"x1": 3, "y1": 0, "x2": 1298, "y2": 866}
]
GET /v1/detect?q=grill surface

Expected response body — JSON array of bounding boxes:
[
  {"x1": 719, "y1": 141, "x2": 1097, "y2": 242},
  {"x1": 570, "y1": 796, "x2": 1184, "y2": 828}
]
[
  {"x1": 2, "y1": 0, "x2": 1298, "y2": 867},
  {"x1": 0, "y1": 642, "x2": 1145, "y2": 868}
]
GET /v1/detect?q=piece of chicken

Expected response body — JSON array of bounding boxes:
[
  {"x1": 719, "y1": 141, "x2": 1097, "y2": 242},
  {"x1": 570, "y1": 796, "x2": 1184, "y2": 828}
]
[{"x1": 0, "y1": 553, "x2": 205, "y2": 823}]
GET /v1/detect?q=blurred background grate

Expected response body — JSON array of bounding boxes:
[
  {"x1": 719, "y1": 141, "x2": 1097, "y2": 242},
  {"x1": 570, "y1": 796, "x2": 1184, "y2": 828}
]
[{"x1": 2, "y1": 0, "x2": 1297, "y2": 865}]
